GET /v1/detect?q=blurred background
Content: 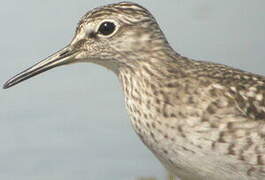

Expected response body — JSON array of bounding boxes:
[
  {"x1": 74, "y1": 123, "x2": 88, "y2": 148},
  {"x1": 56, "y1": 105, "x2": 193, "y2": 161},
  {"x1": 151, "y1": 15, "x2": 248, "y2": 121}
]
[{"x1": 1, "y1": 0, "x2": 264, "y2": 180}]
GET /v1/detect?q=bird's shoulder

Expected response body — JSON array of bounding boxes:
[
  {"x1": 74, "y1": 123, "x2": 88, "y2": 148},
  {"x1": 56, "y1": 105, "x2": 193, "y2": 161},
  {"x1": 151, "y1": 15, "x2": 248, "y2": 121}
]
[{"x1": 164, "y1": 57, "x2": 265, "y2": 121}]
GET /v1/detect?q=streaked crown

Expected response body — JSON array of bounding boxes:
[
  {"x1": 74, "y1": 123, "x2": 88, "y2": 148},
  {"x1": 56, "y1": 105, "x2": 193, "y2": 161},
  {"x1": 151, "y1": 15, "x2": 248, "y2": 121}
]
[{"x1": 71, "y1": 1, "x2": 171, "y2": 69}]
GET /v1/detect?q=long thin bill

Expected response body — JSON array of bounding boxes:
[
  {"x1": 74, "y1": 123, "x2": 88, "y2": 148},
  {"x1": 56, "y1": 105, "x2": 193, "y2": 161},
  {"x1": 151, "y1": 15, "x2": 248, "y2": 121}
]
[{"x1": 3, "y1": 45, "x2": 78, "y2": 89}]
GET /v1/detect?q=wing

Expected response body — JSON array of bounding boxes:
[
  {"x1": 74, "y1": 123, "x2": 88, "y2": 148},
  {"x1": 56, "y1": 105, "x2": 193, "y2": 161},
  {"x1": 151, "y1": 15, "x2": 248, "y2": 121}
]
[
  {"x1": 175, "y1": 58, "x2": 265, "y2": 121},
  {"x1": 164, "y1": 58, "x2": 265, "y2": 175},
  {"x1": 182, "y1": 60, "x2": 265, "y2": 175}
]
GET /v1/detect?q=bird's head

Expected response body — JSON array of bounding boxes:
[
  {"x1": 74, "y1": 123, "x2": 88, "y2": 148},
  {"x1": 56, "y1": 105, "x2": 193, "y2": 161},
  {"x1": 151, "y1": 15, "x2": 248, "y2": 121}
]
[{"x1": 3, "y1": 2, "x2": 170, "y2": 89}]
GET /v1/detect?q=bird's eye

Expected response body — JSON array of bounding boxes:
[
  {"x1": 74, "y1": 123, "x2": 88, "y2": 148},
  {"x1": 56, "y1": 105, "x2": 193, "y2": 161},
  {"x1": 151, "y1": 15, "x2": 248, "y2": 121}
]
[{"x1": 97, "y1": 21, "x2": 116, "y2": 36}]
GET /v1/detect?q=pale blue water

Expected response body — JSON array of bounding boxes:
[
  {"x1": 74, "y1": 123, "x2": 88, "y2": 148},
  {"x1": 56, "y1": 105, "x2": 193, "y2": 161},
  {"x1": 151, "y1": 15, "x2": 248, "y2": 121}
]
[{"x1": 1, "y1": 0, "x2": 264, "y2": 180}]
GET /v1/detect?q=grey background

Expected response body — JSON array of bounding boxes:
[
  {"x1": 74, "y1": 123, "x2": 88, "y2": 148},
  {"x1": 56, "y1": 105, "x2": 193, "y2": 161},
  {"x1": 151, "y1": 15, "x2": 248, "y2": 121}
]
[{"x1": 1, "y1": 0, "x2": 265, "y2": 180}]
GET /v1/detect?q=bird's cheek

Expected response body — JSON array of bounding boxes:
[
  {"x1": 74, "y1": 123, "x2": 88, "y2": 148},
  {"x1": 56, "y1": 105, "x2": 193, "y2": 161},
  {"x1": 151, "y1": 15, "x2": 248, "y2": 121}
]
[{"x1": 114, "y1": 36, "x2": 150, "y2": 52}]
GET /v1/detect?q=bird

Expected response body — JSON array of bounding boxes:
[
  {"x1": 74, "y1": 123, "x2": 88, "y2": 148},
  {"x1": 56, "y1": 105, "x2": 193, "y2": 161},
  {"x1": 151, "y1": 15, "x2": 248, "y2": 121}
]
[{"x1": 3, "y1": 1, "x2": 265, "y2": 180}]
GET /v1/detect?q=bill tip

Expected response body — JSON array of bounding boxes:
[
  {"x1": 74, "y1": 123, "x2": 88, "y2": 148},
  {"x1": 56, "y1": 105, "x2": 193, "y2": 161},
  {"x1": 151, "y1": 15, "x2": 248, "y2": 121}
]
[{"x1": 3, "y1": 82, "x2": 11, "y2": 89}]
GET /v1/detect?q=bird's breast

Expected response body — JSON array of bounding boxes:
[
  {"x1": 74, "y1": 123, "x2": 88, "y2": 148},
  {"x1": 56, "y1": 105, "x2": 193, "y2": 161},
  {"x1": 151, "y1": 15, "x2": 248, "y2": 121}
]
[{"x1": 118, "y1": 68, "x2": 265, "y2": 180}]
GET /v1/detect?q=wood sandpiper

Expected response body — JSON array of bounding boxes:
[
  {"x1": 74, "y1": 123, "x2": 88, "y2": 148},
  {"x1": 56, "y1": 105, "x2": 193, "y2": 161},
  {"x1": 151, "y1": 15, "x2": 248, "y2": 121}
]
[{"x1": 3, "y1": 2, "x2": 265, "y2": 180}]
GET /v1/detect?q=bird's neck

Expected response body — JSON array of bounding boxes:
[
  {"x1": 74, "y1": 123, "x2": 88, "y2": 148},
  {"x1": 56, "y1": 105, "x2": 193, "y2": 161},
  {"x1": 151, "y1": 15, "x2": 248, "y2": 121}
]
[
  {"x1": 117, "y1": 48, "x2": 182, "y2": 130},
  {"x1": 117, "y1": 45, "x2": 187, "y2": 82}
]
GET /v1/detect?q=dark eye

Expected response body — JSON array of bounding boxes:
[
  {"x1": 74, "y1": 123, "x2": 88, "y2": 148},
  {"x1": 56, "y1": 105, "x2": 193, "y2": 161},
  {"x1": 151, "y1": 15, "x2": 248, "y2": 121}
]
[{"x1": 98, "y1": 21, "x2": 116, "y2": 36}]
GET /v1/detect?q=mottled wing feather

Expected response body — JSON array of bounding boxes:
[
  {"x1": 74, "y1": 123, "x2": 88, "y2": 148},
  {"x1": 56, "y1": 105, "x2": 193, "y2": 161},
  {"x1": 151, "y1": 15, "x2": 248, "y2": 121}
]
[
  {"x1": 187, "y1": 59, "x2": 265, "y2": 121},
  {"x1": 190, "y1": 61, "x2": 265, "y2": 173}
]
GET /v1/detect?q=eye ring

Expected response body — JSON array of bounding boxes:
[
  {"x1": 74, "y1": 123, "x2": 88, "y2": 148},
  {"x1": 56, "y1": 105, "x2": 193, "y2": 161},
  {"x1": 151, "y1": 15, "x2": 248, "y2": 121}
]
[{"x1": 97, "y1": 21, "x2": 116, "y2": 36}]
